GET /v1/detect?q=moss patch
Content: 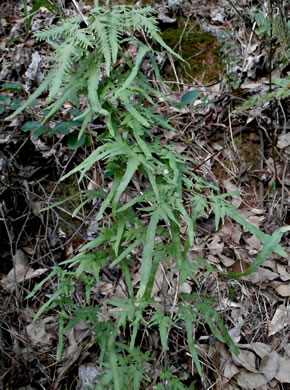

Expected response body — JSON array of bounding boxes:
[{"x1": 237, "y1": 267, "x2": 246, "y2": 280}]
[
  {"x1": 161, "y1": 23, "x2": 222, "y2": 84},
  {"x1": 212, "y1": 132, "x2": 261, "y2": 183}
]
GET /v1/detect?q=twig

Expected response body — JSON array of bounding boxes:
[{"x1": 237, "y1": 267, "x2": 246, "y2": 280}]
[
  {"x1": 71, "y1": 0, "x2": 88, "y2": 26},
  {"x1": 279, "y1": 156, "x2": 288, "y2": 220}
]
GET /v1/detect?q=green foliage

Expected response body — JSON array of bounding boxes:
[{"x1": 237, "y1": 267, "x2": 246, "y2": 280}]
[
  {"x1": 219, "y1": 29, "x2": 242, "y2": 89},
  {"x1": 0, "y1": 83, "x2": 25, "y2": 115},
  {"x1": 246, "y1": 7, "x2": 289, "y2": 69},
  {"x1": 235, "y1": 76, "x2": 290, "y2": 112},
  {"x1": 12, "y1": 2, "x2": 289, "y2": 387}
]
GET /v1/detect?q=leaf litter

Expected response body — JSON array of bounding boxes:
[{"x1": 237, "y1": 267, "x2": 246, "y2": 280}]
[{"x1": 0, "y1": 0, "x2": 289, "y2": 389}]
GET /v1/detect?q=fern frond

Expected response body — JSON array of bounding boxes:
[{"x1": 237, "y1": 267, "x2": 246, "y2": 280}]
[
  {"x1": 87, "y1": 62, "x2": 101, "y2": 112},
  {"x1": 74, "y1": 29, "x2": 94, "y2": 49},
  {"x1": 91, "y1": 16, "x2": 111, "y2": 76},
  {"x1": 34, "y1": 17, "x2": 80, "y2": 41},
  {"x1": 114, "y1": 41, "x2": 149, "y2": 98},
  {"x1": 108, "y1": 9, "x2": 123, "y2": 63},
  {"x1": 47, "y1": 41, "x2": 79, "y2": 102},
  {"x1": 128, "y1": 7, "x2": 159, "y2": 37}
]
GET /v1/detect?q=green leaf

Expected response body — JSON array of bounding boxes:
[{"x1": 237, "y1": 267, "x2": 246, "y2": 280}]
[
  {"x1": 5, "y1": 74, "x2": 52, "y2": 120},
  {"x1": 110, "y1": 351, "x2": 121, "y2": 390},
  {"x1": 112, "y1": 156, "x2": 140, "y2": 215},
  {"x1": 180, "y1": 306, "x2": 203, "y2": 377},
  {"x1": 21, "y1": 121, "x2": 41, "y2": 132},
  {"x1": 80, "y1": 228, "x2": 115, "y2": 252},
  {"x1": 137, "y1": 207, "x2": 160, "y2": 300},
  {"x1": 47, "y1": 41, "x2": 76, "y2": 102},
  {"x1": 121, "y1": 97, "x2": 150, "y2": 128},
  {"x1": 115, "y1": 43, "x2": 149, "y2": 98},
  {"x1": 228, "y1": 209, "x2": 286, "y2": 257},
  {"x1": 67, "y1": 130, "x2": 87, "y2": 149},
  {"x1": 148, "y1": 311, "x2": 172, "y2": 351},
  {"x1": 175, "y1": 201, "x2": 194, "y2": 246},
  {"x1": 91, "y1": 17, "x2": 111, "y2": 76},
  {"x1": 229, "y1": 225, "x2": 290, "y2": 279},
  {"x1": 51, "y1": 122, "x2": 71, "y2": 135},
  {"x1": 114, "y1": 217, "x2": 125, "y2": 256},
  {"x1": 153, "y1": 33, "x2": 184, "y2": 62},
  {"x1": 26, "y1": 268, "x2": 58, "y2": 300},
  {"x1": 1, "y1": 82, "x2": 23, "y2": 91},
  {"x1": 33, "y1": 126, "x2": 48, "y2": 136},
  {"x1": 111, "y1": 240, "x2": 141, "y2": 267},
  {"x1": 181, "y1": 90, "x2": 200, "y2": 106},
  {"x1": 0, "y1": 95, "x2": 10, "y2": 105},
  {"x1": 88, "y1": 64, "x2": 101, "y2": 112}
]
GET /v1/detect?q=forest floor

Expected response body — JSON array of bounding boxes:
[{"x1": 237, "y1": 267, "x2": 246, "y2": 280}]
[{"x1": 0, "y1": 0, "x2": 289, "y2": 389}]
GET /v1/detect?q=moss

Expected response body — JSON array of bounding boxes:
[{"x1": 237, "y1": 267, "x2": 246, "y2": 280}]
[
  {"x1": 232, "y1": 134, "x2": 261, "y2": 171},
  {"x1": 212, "y1": 133, "x2": 261, "y2": 182},
  {"x1": 161, "y1": 23, "x2": 222, "y2": 84}
]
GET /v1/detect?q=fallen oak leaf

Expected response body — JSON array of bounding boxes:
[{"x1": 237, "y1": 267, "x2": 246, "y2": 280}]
[
  {"x1": 275, "y1": 284, "x2": 290, "y2": 297},
  {"x1": 268, "y1": 305, "x2": 290, "y2": 337},
  {"x1": 275, "y1": 356, "x2": 290, "y2": 383},
  {"x1": 0, "y1": 264, "x2": 48, "y2": 292},
  {"x1": 260, "y1": 351, "x2": 279, "y2": 381},
  {"x1": 235, "y1": 369, "x2": 267, "y2": 390}
]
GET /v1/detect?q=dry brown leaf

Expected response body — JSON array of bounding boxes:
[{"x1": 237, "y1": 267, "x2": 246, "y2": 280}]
[
  {"x1": 275, "y1": 356, "x2": 290, "y2": 383},
  {"x1": 0, "y1": 264, "x2": 47, "y2": 292},
  {"x1": 78, "y1": 364, "x2": 108, "y2": 390},
  {"x1": 244, "y1": 234, "x2": 262, "y2": 252},
  {"x1": 164, "y1": 130, "x2": 176, "y2": 140},
  {"x1": 250, "y1": 342, "x2": 272, "y2": 358},
  {"x1": 218, "y1": 254, "x2": 236, "y2": 267},
  {"x1": 223, "y1": 360, "x2": 240, "y2": 383},
  {"x1": 208, "y1": 235, "x2": 224, "y2": 255},
  {"x1": 231, "y1": 260, "x2": 251, "y2": 274},
  {"x1": 219, "y1": 219, "x2": 242, "y2": 244},
  {"x1": 223, "y1": 179, "x2": 242, "y2": 207},
  {"x1": 13, "y1": 249, "x2": 28, "y2": 266},
  {"x1": 151, "y1": 262, "x2": 166, "y2": 296},
  {"x1": 276, "y1": 264, "x2": 290, "y2": 281},
  {"x1": 63, "y1": 320, "x2": 90, "y2": 360},
  {"x1": 26, "y1": 316, "x2": 56, "y2": 347},
  {"x1": 99, "y1": 281, "x2": 114, "y2": 297},
  {"x1": 268, "y1": 305, "x2": 290, "y2": 336},
  {"x1": 277, "y1": 132, "x2": 290, "y2": 149},
  {"x1": 228, "y1": 316, "x2": 245, "y2": 343},
  {"x1": 275, "y1": 284, "x2": 290, "y2": 297},
  {"x1": 231, "y1": 348, "x2": 258, "y2": 373},
  {"x1": 208, "y1": 254, "x2": 220, "y2": 264},
  {"x1": 235, "y1": 369, "x2": 267, "y2": 390},
  {"x1": 284, "y1": 344, "x2": 290, "y2": 358},
  {"x1": 179, "y1": 282, "x2": 192, "y2": 294},
  {"x1": 244, "y1": 215, "x2": 265, "y2": 228},
  {"x1": 244, "y1": 268, "x2": 278, "y2": 283},
  {"x1": 172, "y1": 142, "x2": 187, "y2": 154},
  {"x1": 232, "y1": 226, "x2": 243, "y2": 245},
  {"x1": 260, "y1": 351, "x2": 279, "y2": 381},
  {"x1": 114, "y1": 279, "x2": 129, "y2": 299}
]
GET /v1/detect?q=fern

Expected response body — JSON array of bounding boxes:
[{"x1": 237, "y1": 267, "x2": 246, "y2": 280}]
[
  {"x1": 10, "y1": 3, "x2": 289, "y2": 385},
  {"x1": 33, "y1": 16, "x2": 80, "y2": 40},
  {"x1": 91, "y1": 15, "x2": 112, "y2": 76},
  {"x1": 48, "y1": 40, "x2": 78, "y2": 102},
  {"x1": 74, "y1": 28, "x2": 94, "y2": 49},
  {"x1": 6, "y1": 4, "x2": 178, "y2": 124}
]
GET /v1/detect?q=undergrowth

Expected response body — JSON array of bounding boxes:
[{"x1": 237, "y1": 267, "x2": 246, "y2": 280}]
[{"x1": 6, "y1": 1, "x2": 289, "y2": 388}]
